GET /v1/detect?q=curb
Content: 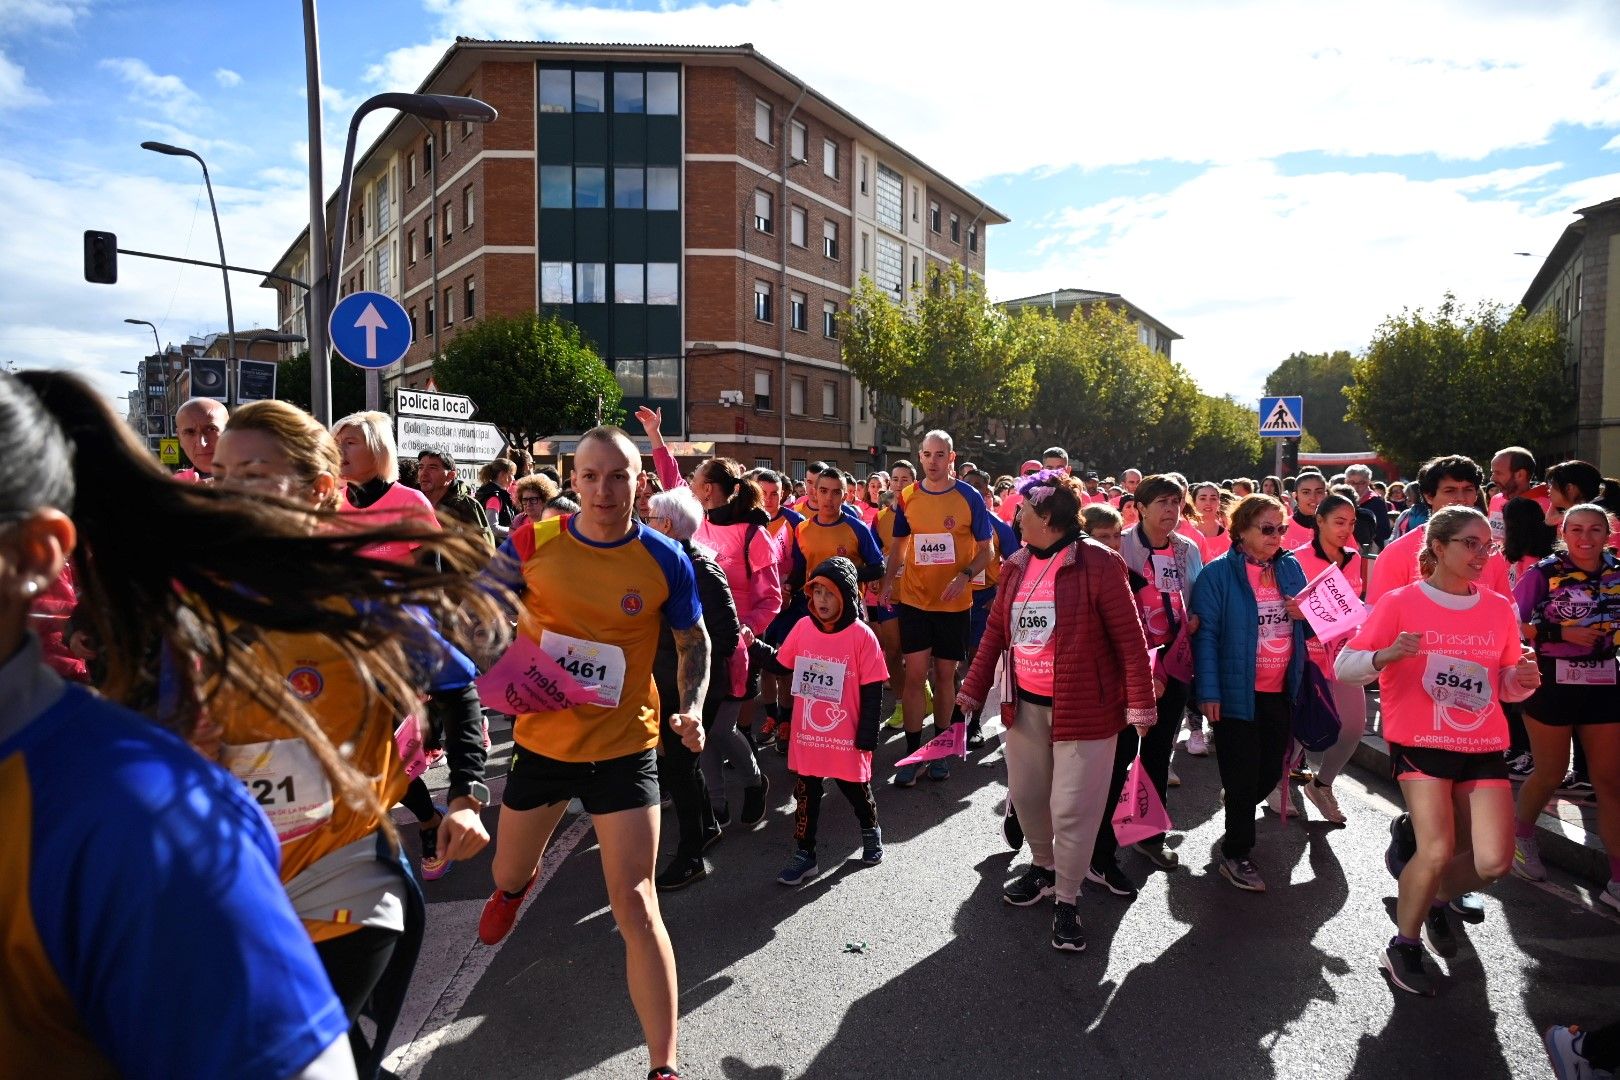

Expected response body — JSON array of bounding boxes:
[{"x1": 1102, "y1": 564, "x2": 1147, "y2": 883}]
[{"x1": 1350, "y1": 733, "x2": 1608, "y2": 885}]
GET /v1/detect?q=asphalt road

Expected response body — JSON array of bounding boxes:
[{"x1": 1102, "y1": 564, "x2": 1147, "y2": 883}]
[{"x1": 382, "y1": 717, "x2": 1620, "y2": 1080}]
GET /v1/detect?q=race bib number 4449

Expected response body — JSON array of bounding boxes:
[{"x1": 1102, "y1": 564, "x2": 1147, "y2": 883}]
[{"x1": 914, "y1": 532, "x2": 957, "y2": 566}]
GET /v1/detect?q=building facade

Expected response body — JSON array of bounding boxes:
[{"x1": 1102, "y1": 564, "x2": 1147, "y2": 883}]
[
  {"x1": 268, "y1": 41, "x2": 1006, "y2": 479},
  {"x1": 1521, "y1": 196, "x2": 1620, "y2": 474},
  {"x1": 999, "y1": 288, "x2": 1181, "y2": 358}
]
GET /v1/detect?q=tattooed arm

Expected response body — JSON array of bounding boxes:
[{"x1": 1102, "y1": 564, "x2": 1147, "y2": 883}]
[{"x1": 668, "y1": 622, "x2": 711, "y2": 751}]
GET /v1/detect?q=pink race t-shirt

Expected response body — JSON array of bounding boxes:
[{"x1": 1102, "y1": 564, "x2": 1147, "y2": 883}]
[
  {"x1": 780, "y1": 616, "x2": 888, "y2": 783},
  {"x1": 1344, "y1": 582, "x2": 1521, "y2": 753},
  {"x1": 1282, "y1": 519, "x2": 1315, "y2": 552},
  {"x1": 1366, "y1": 525, "x2": 1512, "y2": 605},
  {"x1": 1011, "y1": 552, "x2": 1061, "y2": 697},
  {"x1": 340, "y1": 482, "x2": 440, "y2": 564},
  {"x1": 1133, "y1": 548, "x2": 1187, "y2": 649},
  {"x1": 1249, "y1": 563, "x2": 1290, "y2": 692},
  {"x1": 1194, "y1": 527, "x2": 1230, "y2": 565},
  {"x1": 1292, "y1": 543, "x2": 1365, "y2": 674}
]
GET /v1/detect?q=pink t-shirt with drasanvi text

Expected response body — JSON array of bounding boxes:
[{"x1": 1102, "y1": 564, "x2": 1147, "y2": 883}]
[
  {"x1": 1011, "y1": 553, "x2": 1061, "y2": 697},
  {"x1": 1344, "y1": 582, "x2": 1521, "y2": 754},
  {"x1": 339, "y1": 482, "x2": 439, "y2": 565},
  {"x1": 1366, "y1": 525, "x2": 1512, "y2": 605},
  {"x1": 1249, "y1": 563, "x2": 1290, "y2": 693},
  {"x1": 780, "y1": 616, "x2": 888, "y2": 783}
]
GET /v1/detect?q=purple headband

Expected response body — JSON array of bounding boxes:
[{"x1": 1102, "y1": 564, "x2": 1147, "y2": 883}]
[{"x1": 1017, "y1": 467, "x2": 1068, "y2": 505}]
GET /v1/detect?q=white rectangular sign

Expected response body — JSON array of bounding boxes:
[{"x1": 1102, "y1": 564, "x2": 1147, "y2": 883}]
[
  {"x1": 396, "y1": 416, "x2": 505, "y2": 464},
  {"x1": 396, "y1": 388, "x2": 476, "y2": 420}
]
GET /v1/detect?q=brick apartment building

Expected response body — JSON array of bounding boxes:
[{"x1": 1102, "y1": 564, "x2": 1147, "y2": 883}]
[
  {"x1": 268, "y1": 40, "x2": 1006, "y2": 478},
  {"x1": 1000, "y1": 288, "x2": 1181, "y2": 358}
]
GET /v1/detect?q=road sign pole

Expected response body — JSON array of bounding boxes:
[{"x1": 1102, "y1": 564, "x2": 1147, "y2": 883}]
[{"x1": 1276, "y1": 438, "x2": 1284, "y2": 480}]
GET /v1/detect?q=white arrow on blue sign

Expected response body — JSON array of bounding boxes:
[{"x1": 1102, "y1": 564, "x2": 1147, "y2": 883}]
[
  {"x1": 1258, "y1": 395, "x2": 1304, "y2": 439},
  {"x1": 329, "y1": 291, "x2": 412, "y2": 370}
]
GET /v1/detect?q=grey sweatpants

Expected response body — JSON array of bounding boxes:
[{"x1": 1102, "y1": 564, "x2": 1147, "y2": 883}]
[{"x1": 1004, "y1": 697, "x2": 1118, "y2": 904}]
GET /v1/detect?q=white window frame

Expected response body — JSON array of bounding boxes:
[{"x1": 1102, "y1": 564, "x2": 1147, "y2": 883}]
[{"x1": 755, "y1": 98, "x2": 774, "y2": 144}]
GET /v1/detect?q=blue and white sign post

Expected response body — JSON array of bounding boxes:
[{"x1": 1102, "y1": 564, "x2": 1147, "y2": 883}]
[
  {"x1": 330, "y1": 291, "x2": 412, "y2": 410},
  {"x1": 1258, "y1": 395, "x2": 1304, "y2": 479}
]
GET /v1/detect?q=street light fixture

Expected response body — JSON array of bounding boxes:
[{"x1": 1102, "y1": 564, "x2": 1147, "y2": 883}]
[
  {"x1": 123, "y1": 317, "x2": 162, "y2": 355},
  {"x1": 328, "y1": 93, "x2": 497, "y2": 411},
  {"x1": 140, "y1": 141, "x2": 237, "y2": 363}
]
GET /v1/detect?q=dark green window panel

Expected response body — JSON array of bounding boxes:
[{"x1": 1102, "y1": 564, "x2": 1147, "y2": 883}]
[
  {"x1": 538, "y1": 209, "x2": 575, "y2": 258},
  {"x1": 648, "y1": 307, "x2": 680, "y2": 356}
]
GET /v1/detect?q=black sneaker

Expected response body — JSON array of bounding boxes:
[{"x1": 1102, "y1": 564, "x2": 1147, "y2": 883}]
[
  {"x1": 1423, "y1": 907, "x2": 1458, "y2": 959},
  {"x1": 1003, "y1": 864, "x2": 1056, "y2": 907},
  {"x1": 740, "y1": 776, "x2": 770, "y2": 826},
  {"x1": 966, "y1": 720, "x2": 986, "y2": 749},
  {"x1": 1380, "y1": 941, "x2": 1436, "y2": 997},
  {"x1": 1385, "y1": 813, "x2": 1416, "y2": 879},
  {"x1": 1448, "y1": 892, "x2": 1486, "y2": 925},
  {"x1": 1085, "y1": 861, "x2": 1139, "y2": 899},
  {"x1": 1002, "y1": 803, "x2": 1024, "y2": 852},
  {"x1": 654, "y1": 856, "x2": 707, "y2": 892},
  {"x1": 713, "y1": 800, "x2": 731, "y2": 827},
  {"x1": 1134, "y1": 838, "x2": 1181, "y2": 870},
  {"x1": 701, "y1": 822, "x2": 723, "y2": 851},
  {"x1": 1051, "y1": 901, "x2": 1086, "y2": 952}
]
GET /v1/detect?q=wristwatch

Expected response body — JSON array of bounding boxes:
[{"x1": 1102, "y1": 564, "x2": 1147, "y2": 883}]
[{"x1": 451, "y1": 780, "x2": 491, "y2": 812}]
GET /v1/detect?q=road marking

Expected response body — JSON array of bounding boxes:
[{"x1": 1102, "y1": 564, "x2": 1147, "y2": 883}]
[{"x1": 386, "y1": 812, "x2": 595, "y2": 1078}]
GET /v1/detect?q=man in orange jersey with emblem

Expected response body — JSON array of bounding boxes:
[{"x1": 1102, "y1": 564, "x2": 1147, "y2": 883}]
[
  {"x1": 477, "y1": 425, "x2": 710, "y2": 1080},
  {"x1": 879, "y1": 430, "x2": 995, "y2": 785}
]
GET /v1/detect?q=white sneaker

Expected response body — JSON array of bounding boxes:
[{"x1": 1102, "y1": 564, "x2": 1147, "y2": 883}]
[
  {"x1": 1168, "y1": 766, "x2": 1181, "y2": 788},
  {"x1": 1264, "y1": 785, "x2": 1289, "y2": 817},
  {"x1": 1600, "y1": 881, "x2": 1620, "y2": 915},
  {"x1": 1303, "y1": 781, "x2": 1346, "y2": 824},
  {"x1": 1513, "y1": 836, "x2": 1547, "y2": 882},
  {"x1": 1186, "y1": 730, "x2": 1210, "y2": 756}
]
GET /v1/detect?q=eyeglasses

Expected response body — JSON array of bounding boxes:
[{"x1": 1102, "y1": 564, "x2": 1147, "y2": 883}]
[
  {"x1": 1446, "y1": 537, "x2": 1488, "y2": 554},
  {"x1": 1251, "y1": 524, "x2": 1286, "y2": 537},
  {"x1": 519, "y1": 497, "x2": 545, "y2": 506}
]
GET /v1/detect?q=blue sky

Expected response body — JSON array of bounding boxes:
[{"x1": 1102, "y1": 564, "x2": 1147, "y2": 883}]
[{"x1": 5, "y1": 0, "x2": 1620, "y2": 414}]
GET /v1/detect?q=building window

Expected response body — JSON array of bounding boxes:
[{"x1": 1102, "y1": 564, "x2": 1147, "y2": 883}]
[
  {"x1": 539, "y1": 68, "x2": 571, "y2": 113},
  {"x1": 822, "y1": 381, "x2": 836, "y2": 417},
  {"x1": 791, "y1": 458, "x2": 806, "y2": 480},
  {"x1": 423, "y1": 135, "x2": 433, "y2": 173},
  {"x1": 754, "y1": 369, "x2": 772, "y2": 410},
  {"x1": 612, "y1": 71, "x2": 644, "y2": 113},
  {"x1": 463, "y1": 185, "x2": 475, "y2": 227},
  {"x1": 647, "y1": 356, "x2": 678, "y2": 397},
  {"x1": 541, "y1": 261, "x2": 573, "y2": 304},
  {"x1": 647, "y1": 70, "x2": 678, "y2": 114},
  {"x1": 574, "y1": 71, "x2": 604, "y2": 113},
  {"x1": 911, "y1": 185, "x2": 919, "y2": 222},
  {"x1": 859, "y1": 155, "x2": 869, "y2": 195},
  {"x1": 409, "y1": 307, "x2": 418, "y2": 339},
  {"x1": 790, "y1": 205, "x2": 807, "y2": 247},
  {"x1": 442, "y1": 203, "x2": 454, "y2": 243},
  {"x1": 575, "y1": 167, "x2": 606, "y2": 209},
  {"x1": 614, "y1": 167, "x2": 645, "y2": 209},
  {"x1": 929, "y1": 201, "x2": 940, "y2": 233},
  {"x1": 425, "y1": 296, "x2": 435, "y2": 335},
  {"x1": 1576, "y1": 272, "x2": 1584, "y2": 313},
  {"x1": 614, "y1": 263, "x2": 644, "y2": 304},
  {"x1": 858, "y1": 383, "x2": 866, "y2": 421},
  {"x1": 861, "y1": 231, "x2": 870, "y2": 273},
  {"x1": 540, "y1": 165, "x2": 572, "y2": 208},
  {"x1": 647, "y1": 262, "x2": 679, "y2": 305},
  {"x1": 755, "y1": 457, "x2": 774, "y2": 470},
  {"x1": 443, "y1": 286, "x2": 454, "y2": 327},
  {"x1": 576, "y1": 263, "x2": 607, "y2": 304},
  {"x1": 876, "y1": 164, "x2": 903, "y2": 230},
  {"x1": 375, "y1": 175, "x2": 391, "y2": 232},
  {"x1": 647, "y1": 167, "x2": 678, "y2": 210},
  {"x1": 823, "y1": 301, "x2": 838, "y2": 338},
  {"x1": 754, "y1": 98, "x2": 773, "y2": 144},
  {"x1": 790, "y1": 119, "x2": 806, "y2": 161},
  {"x1": 375, "y1": 242, "x2": 391, "y2": 289},
  {"x1": 790, "y1": 376, "x2": 806, "y2": 415},
  {"x1": 441, "y1": 120, "x2": 451, "y2": 158},
  {"x1": 911, "y1": 254, "x2": 919, "y2": 287},
  {"x1": 754, "y1": 189, "x2": 773, "y2": 234},
  {"x1": 968, "y1": 224, "x2": 978, "y2": 253},
  {"x1": 754, "y1": 280, "x2": 773, "y2": 322},
  {"x1": 407, "y1": 152, "x2": 417, "y2": 188},
  {"x1": 408, "y1": 230, "x2": 418, "y2": 264},
  {"x1": 875, "y1": 235, "x2": 902, "y2": 300},
  {"x1": 424, "y1": 216, "x2": 434, "y2": 255},
  {"x1": 823, "y1": 220, "x2": 839, "y2": 260},
  {"x1": 790, "y1": 291, "x2": 807, "y2": 332},
  {"x1": 950, "y1": 213, "x2": 960, "y2": 243},
  {"x1": 464, "y1": 276, "x2": 475, "y2": 318},
  {"x1": 823, "y1": 138, "x2": 838, "y2": 179}
]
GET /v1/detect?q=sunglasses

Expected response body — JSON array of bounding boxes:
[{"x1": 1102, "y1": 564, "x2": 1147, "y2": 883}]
[{"x1": 1251, "y1": 524, "x2": 1286, "y2": 537}]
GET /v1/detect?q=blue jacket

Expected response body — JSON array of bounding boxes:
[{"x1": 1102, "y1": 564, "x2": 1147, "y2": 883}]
[{"x1": 1189, "y1": 546, "x2": 1309, "y2": 720}]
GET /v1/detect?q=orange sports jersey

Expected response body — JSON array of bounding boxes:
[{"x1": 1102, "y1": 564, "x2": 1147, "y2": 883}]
[
  {"x1": 794, "y1": 513, "x2": 885, "y2": 580},
  {"x1": 502, "y1": 514, "x2": 702, "y2": 762},
  {"x1": 891, "y1": 479, "x2": 994, "y2": 612},
  {"x1": 209, "y1": 625, "x2": 407, "y2": 942}
]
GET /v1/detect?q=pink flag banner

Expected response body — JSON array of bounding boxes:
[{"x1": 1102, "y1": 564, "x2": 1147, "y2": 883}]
[
  {"x1": 1112, "y1": 753, "x2": 1173, "y2": 845},
  {"x1": 475, "y1": 635, "x2": 591, "y2": 716},
  {"x1": 896, "y1": 721, "x2": 966, "y2": 767},
  {"x1": 394, "y1": 713, "x2": 429, "y2": 781},
  {"x1": 1298, "y1": 562, "x2": 1369, "y2": 643}
]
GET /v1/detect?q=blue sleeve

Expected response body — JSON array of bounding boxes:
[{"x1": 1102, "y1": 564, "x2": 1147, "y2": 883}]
[
  {"x1": 1189, "y1": 564, "x2": 1225, "y2": 704},
  {"x1": 855, "y1": 519, "x2": 885, "y2": 568},
  {"x1": 964, "y1": 481, "x2": 993, "y2": 541},
  {"x1": 891, "y1": 498, "x2": 912, "y2": 538},
  {"x1": 31, "y1": 703, "x2": 347, "y2": 1080},
  {"x1": 479, "y1": 533, "x2": 528, "y2": 600},
  {"x1": 992, "y1": 517, "x2": 1019, "y2": 558},
  {"x1": 644, "y1": 531, "x2": 703, "y2": 631}
]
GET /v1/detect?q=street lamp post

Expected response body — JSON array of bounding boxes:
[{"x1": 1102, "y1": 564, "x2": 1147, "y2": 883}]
[
  {"x1": 140, "y1": 141, "x2": 237, "y2": 362},
  {"x1": 123, "y1": 317, "x2": 161, "y2": 355},
  {"x1": 327, "y1": 92, "x2": 497, "y2": 411},
  {"x1": 123, "y1": 318, "x2": 166, "y2": 442}
]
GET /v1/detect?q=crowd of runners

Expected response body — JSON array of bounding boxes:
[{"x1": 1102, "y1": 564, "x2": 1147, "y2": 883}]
[{"x1": 4, "y1": 368, "x2": 1619, "y2": 1078}]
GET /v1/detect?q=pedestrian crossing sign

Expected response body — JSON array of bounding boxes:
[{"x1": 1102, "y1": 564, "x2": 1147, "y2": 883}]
[{"x1": 1258, "y1": 396, "x2": 1303, "y2": 439}]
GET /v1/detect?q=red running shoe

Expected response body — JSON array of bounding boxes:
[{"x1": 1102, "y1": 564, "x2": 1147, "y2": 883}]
[{"x1": 478, "y1": 871, "x2": 537, "y2": 945}]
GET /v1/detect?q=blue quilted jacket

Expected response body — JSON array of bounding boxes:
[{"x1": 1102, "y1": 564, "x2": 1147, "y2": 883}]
[{"x1": 1189, "y1": 546, "x2": 1308, "y2": 720}]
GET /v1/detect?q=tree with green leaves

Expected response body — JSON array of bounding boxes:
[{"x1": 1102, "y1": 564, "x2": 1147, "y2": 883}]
[
  {"x1": 1344, "y1": 294, "x2": 1570, "y2": 473},
  {"x1": 1262, "y1": 350, "x2": 1368, "y2": 452},
  {"x1": 841, "y1": 265, "x2": 1034, "y2": 451},
  {"x1": 275, "y1": 350, "x2": 367, "y2": 419},
  {"x1": 1179, "y1": 394, "x2": 1266, "y2": 480},
  {"x1": 432, "y1": 312, "x2": 623, "y2": 451}
]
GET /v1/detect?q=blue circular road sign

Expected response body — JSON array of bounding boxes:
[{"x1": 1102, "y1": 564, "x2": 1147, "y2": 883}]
[{"x1": 329, "y1": 291, "x2": 412, "y2": 370}]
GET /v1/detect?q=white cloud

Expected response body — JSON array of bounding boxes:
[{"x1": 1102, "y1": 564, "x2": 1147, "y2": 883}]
[
  {"x1": 0, "y1": 48, "x2": 46, "y2": 106},
  {"x1": 0, "y1": 0, "x2": 92, "y2": 32},
  {"x1": 213, "y1": 67, "x2": 242, "y2": 88},
  {"x1": 989, "y1": 161, "x2": 1594, "y2": 404},
  {"x1": 99, "y1": 57, "x2": 201, "y2": 125},
  {"x1": 1604, "y1": 132, "x2": 1620, "y2": 152}
]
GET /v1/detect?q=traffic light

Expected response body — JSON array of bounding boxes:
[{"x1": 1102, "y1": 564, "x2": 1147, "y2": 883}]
[{"x1": 84, "y1": 230, "x2": 118, "y2": 284}]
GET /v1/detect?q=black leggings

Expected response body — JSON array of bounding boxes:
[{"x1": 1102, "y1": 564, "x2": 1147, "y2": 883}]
[
  {"x1": 1214, "y1": 691, "x2": 1293, "y2": 859},
  {"x1": 1585, "y1": 1020, "x2": 1620, "y2": 1070},
  {"x1": 792, "y1": 774, "x2": 877, "y2": 854},
  {"x1": 316, "y1": 925, "x2": 402, "y2": 1066},
  {"x1": 659, "y1": 697, "x2": 722, "y2": 861},
  {"x1": 1092, "y1": 677, "x2": 1186, "y2": 866}
]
